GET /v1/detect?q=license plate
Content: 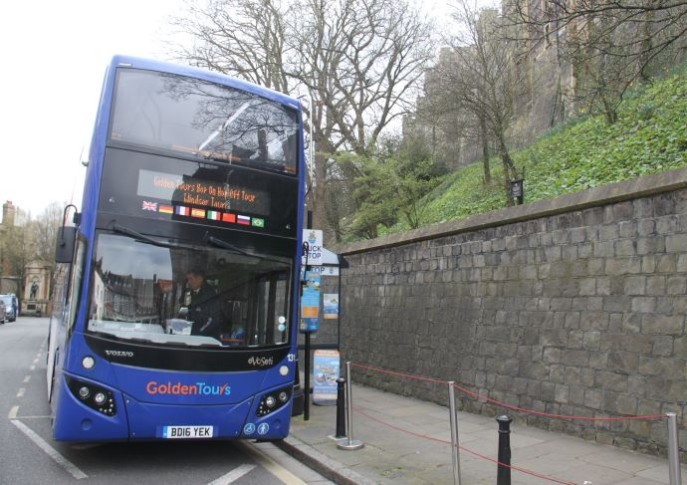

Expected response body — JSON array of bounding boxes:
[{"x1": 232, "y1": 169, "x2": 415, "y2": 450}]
[{"x1": 162, "y1": 425, "x2": 214, "y2": 439}]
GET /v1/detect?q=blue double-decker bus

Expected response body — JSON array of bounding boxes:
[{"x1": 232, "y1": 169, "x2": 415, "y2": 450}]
[{"x1": 48, "y1": 56, "x2": 305, "y2": 442}]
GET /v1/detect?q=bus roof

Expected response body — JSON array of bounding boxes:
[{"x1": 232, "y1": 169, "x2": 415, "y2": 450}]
[{"x1": 109, "y1": 55, "x2": 301, "y2": 112}]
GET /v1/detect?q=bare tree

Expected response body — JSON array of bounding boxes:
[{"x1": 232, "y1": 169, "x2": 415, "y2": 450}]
[
  {"x1": 0, "y1": 225, "x2": 31, "y2": 295},
  {"x1": 291, "y1": 0, "x2": 434, "y2": 154},
  {"x1": 504, "y1": 0, "x2": 687, "y2": 123},
  {"x1": 173, "y1": 0, "x2": 292, "y2": 93},
  {"x1": 31, "y1": 203, "x2": 63, "y2": 265},
  {"x1": 419, "y1": 58, "x2": 491, "y2": 179},
  {"x1": 0, "y1": 204, "x2": 61, "y2": 300},
  {"x1": 171, "y1": 0, "x2": 435, "y2": 237},
  {"x1": 289, "y1": 0, "x2": 435, "y2": 231},
  {"x1": 435, "y1": 2, "x2": 520, "y2": 203}
]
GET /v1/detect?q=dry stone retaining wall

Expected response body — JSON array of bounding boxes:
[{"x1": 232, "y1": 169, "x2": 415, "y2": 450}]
[{"x1": 335, "y1": 168, "x2": 687, "y2": 457}]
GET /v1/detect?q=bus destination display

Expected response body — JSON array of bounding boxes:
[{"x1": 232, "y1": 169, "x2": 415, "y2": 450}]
[{"x1": 137, "y1": 169, "x2": 270, "y2": 228}]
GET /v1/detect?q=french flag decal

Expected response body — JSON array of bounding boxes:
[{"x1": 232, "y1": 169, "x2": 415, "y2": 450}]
[{"x1": 176, "y1": 206, "x2": 190, "y2": 216}]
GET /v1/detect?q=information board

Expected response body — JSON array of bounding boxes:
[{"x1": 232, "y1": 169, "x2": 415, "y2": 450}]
[
  {"x1": 299, "y1": 271, "x2": 320, "y2": 333},
  {"x1": 313, "y1": 350, "x2": 340, "y2": 405}
]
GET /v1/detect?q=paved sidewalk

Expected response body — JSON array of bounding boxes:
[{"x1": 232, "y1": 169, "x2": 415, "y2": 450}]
[{"x1": 279, "y1": 384, "x2": 686, "y2": 485}]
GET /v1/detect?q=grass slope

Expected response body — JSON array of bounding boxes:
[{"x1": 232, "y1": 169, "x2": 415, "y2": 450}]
[{"x1": 388, "y1": 70, "x2": 687, "y2": 234}]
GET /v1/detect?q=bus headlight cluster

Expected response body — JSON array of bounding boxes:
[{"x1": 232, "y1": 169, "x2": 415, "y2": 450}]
[
  {"x1": 66, "y1": 376, "x2": 116, "y2": 417},
  {"x1": 257, "y1": 387, "x2": 291, "y2": 417}
]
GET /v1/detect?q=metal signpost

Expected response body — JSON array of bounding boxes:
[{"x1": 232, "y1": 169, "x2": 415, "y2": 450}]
[{"x1": 301, "y1": 228, "x2": 323, "y2": 420}]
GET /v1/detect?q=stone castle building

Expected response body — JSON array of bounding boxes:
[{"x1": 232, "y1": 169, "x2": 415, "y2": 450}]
[
  {"x1": 2, "y1": 200, "x2": 16, "y2": 228},
  {"x1": 407, "y1": 1, "x2": 687, "y2": 170}
]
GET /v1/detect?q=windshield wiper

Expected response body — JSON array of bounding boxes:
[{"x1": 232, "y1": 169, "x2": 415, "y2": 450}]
[
  {"x1": 111, "y1": 223, "x2": 192, "y2": 250},
  {"x1": 203, "y1": 232, "x2": 289, "y2": 266},
  {"x1": 203, "y1": 232, "x2": 253, "y2": 256}
]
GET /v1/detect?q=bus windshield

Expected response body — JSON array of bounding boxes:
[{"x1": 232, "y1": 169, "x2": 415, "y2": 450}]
[
  {"x1": 87, "y1": 232, "x2": 293, "y2": 349},
  {"x1": 110, "y1": 69, "x2": 298, "y2": 174}
]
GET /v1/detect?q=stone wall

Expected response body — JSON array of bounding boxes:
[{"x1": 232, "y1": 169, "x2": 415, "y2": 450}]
[{"x1": 335, "y1": 168, "x2": 687, "y2": 458}]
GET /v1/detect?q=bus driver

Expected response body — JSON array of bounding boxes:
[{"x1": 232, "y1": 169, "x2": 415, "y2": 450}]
[{"x1": 184, "y1": 268, "x2": 222, "y2": 338}]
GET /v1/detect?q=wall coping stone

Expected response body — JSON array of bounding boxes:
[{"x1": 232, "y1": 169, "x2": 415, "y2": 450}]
[{"x1": 335, "y1": 167, "x2": 687, "y2": 255}]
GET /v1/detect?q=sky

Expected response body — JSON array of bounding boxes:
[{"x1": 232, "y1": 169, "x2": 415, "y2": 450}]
[
  {"x1": 0, "y1": 0, "x2": 497, "y2": 220},
  {"x1": 0, "y1": 0, "x2": 186, "y2": 219}
]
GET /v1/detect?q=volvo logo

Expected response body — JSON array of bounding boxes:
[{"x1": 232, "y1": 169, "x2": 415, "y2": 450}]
[{"x1": 105, "y1": 350, "x2": 134, "y2": 358}]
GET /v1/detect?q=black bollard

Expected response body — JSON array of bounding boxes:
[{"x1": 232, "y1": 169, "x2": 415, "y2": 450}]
[
  {"x1": 496, "y1": 415, "x2": 513, "y2": 485},
  {"x1": 335, "y1": 377, "x2": 346, "y2": 438}
]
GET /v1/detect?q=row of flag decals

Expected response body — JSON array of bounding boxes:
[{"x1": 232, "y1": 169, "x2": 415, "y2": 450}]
[{"x1": 142, "y1": 201, "x2": 265, "y2": 228}]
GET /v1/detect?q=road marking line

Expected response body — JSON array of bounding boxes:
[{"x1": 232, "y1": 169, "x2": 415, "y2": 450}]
[
  {"x1": 24, "y1": 375, "x2": 31, "y2": 383},
  {"x1": 207, "y1": 464, "x2": 256, "y2": 484},
  {"x1": 14, "y1": 415, "x2": 51, "y2": 419},
  {"x1": 10, "y1": 419, "x2": 88, "y2": 480},
  {"x1": 239, "y1": 442, "x2": 307, "y2": 485},
  {"x1": 8, "y1": 406, "x2": 18, "y2": 419},
  {"x1": 33, "y1": 358, "x2": 39, "y2": 364},
  {"x1": 17, "y1": 388, "x2": 25, "y2": 398},
  {"x1": 30, "y1": 365, "x2": 36, "y2": 371}
]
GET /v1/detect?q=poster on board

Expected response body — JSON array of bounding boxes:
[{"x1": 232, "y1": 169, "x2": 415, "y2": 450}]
[
  {"x1": 323, "y1": 293, "x2": 339, "y2": 319},
  {"x1": 300, "y1": 271, "x2": 320, "y2": 333},
  {"x1": 313, "y1": 349, "x2": 340, "y2": 405}
]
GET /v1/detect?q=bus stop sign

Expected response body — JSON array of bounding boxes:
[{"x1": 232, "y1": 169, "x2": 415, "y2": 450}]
[{"x1": 302, "y1": 229, "x2": 323, "y2": 266}]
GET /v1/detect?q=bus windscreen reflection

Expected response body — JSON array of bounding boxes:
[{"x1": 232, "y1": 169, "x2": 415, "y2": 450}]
[{"x1": 87, "y1": 233, "x2": 292, "y2": 348}]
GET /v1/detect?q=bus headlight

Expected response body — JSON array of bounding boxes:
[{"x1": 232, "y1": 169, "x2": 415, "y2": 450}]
[
  {"x1": 94, "y1": 392, "x2": 107, "y2": 405},
  {"x1": 257, "y1": 387, "x2": 291, "y2": 417},
  {"x1": 82, "y1": 356, "x2": 95, "y2": 369},
  {"x1": 66, "y1": 376, "x2": 116, "y2": 417}
]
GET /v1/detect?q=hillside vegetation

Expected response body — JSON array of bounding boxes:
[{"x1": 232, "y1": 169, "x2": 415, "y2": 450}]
[{"x1": 387, "y1": 69, "x2": 687, "y2": 234}]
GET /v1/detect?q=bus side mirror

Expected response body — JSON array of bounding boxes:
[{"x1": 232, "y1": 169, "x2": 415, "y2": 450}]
[{"x1": 55, "y1": 226, "x2": 77, "y2": 264}]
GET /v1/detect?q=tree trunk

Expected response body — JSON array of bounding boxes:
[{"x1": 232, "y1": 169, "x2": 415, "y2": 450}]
[
  {"x1": 480, "y1": 114, "x2": 491, "y2": 184},
  {"x1": 497, "y1": 135, "x2": 518, "y2": 206},
  {"x1": 311, "y1": 151, "x2": 327, "y2": 231}
]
